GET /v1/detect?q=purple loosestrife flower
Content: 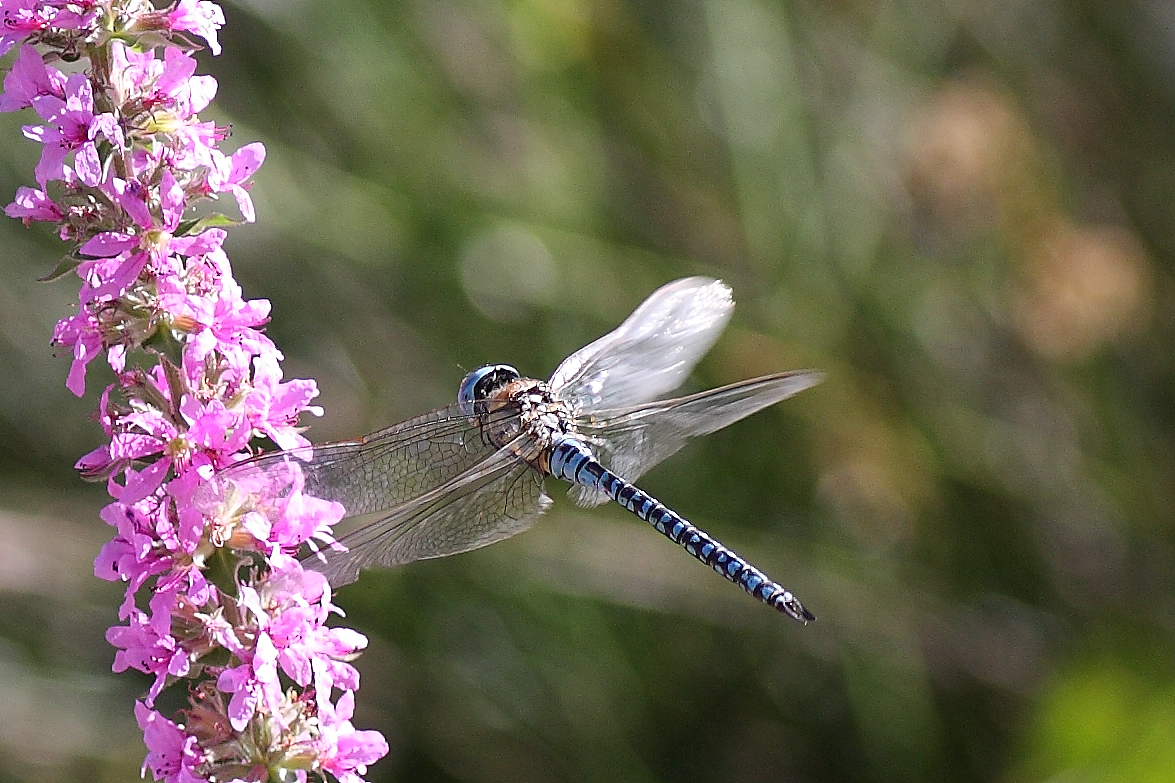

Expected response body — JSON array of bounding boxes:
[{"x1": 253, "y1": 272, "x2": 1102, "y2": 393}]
[
  {"x1": 128, "y1": 0, "x2": 225, "y2": 55},
  {"x1": 5, "y1": 184, "x2": 64, "y2": 222},
  {"x1": 2, "y1": 2, "x2": 389, "y2": 780},
  {"x1": 0, "y1": 42, "x2": 64, "y2": 111},
  {"x1": 23, "y1": 71, "x2": 122, "y2": 186},
  {"x1": 0, "y1": 1, "x2": 58, "y2": 56},
  {"x1": 136, "y1": 701, "x2": 209, "y2": 782}
]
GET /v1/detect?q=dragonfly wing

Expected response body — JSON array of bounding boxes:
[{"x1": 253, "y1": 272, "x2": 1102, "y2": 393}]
[
  {"x1": 569, "y1": 371, "x2": 823, "y2": 507},
  {"x1": 198, "y1": 402, "x2": 522, "y2": 518},
  {"x1": 549, "y1": 277, "x2": 734, "y2": 413},
  {"x1": 305, "y1": 438, "x2": 552, "y2": 586}
]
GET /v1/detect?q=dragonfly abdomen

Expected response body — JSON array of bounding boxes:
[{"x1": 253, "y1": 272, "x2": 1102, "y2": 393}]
[{"x1": 548, "y1": 438, "x2": 814, "y2": 624}]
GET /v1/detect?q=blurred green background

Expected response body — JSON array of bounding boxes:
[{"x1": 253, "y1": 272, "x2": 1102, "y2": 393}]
[{"x1": 2, "y1": 1, "x2": 1174, "y2": 781}]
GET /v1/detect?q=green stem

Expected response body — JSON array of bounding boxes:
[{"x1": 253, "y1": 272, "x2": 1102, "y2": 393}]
[{"x1": 85, "y1": 40, "x2": 130, "y2": 181}]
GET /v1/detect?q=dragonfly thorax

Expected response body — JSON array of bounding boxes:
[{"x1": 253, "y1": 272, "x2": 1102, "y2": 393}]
[{"x1": 472, "y1": 376, "x2": 576, "y2": 462}]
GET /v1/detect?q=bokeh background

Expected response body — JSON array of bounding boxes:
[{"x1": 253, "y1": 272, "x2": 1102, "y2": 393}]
[{"x1": 2, "y1": 1, "x2": 1174, "y2": 781}]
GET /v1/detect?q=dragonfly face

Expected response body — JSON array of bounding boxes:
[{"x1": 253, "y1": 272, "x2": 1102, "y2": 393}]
[
  {"x1": 203, "y1": 277, "x2": 823, "y2": 621},
  {"x1": 458, "y1": 364, "x2": 522, "y2": 418}
]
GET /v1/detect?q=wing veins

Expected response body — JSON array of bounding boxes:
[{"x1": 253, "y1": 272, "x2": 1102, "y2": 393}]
[{"x1": 321, "y1": 433, "x2": 539, "y2": 556}]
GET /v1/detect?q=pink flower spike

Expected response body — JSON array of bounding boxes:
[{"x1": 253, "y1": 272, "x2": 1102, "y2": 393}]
[{"x1": 5, "y1": 5, "x2": 389, "y2": 779}]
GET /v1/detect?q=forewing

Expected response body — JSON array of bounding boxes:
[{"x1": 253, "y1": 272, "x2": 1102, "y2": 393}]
[
  {"x1": 198, "y1": 402, "x2": 521, "y2": 518},
  {"x1": 305, "y1": 439, "x2": 552, "y2": 587},
  {"x1": 549, "y1": 277, "x2": 734, "y2": 413},
  {"x1": 569, "y1": 371, "x2": 823, "y2": 506}
]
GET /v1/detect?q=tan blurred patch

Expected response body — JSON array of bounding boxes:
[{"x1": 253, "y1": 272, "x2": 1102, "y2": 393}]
[
  {"x1": 907, "y1": 77, "x2": 1152, "y2": 361},
  {"x1": 1015, "y1": 219, "x2": 1151, "y2": 360},
  {"x1": 905, "y1": 78, "x2": 1033, "y2": 216},
  {"x1": 0, "y1": 506, "x2": 101, "y2": 596},
  {"x1": 816, "y1": 413, "x2": 939, "y2": 551}
]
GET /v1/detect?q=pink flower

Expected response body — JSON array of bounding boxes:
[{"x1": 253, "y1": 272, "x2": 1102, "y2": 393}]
[
  {"x1": 167, "y1": 0, "x2": 226, "y2": 55},
  {"x1": 216, "y1": 631, "x2": 284, "y2": 731},
  {"x1": 253, "y1": 565, "x2": 364, "y2": 705},
  {"x1": 95, "y1": 498, "x2": 176, "y2": 595},
  {"x1": 23, "y1": 72, "x2": 121, "y2": 186},
  {"x1": 0, "y1": 0, "x2": 53, "y2": 56},
  {"x1": 110, "y1": 42, "x2": 217, "y2": 118},
  {"x1": 32, "y1": 0, "x2": 99, "y2": 34},
  {"x1": 108, "y1": 43, "x2": 221, "y2": 170},
  {"x1": 52, "y1": 310, "x2": 105, "y2": 396},
  {"x1": 317, "y1": 692, "x2": 390, "y2": 783},
  {"x1": 108, "y1": 588, "x2": 195, "y2": 703},
  {"x1": 0, "y1": 45, "x2": 65, "y2": 112},
  {"x1": 135, "y1": 702, "x2": 207, "y2": 783},
  {"x1": 156, "y1": 250, "x2": 276, "y2": 371},
  {"x1": 166, "y1": 467, "x2": 220, "y2": 556},
  {"x1": 246, "y1": 353, "x2": 323, "y2": 451},
  {"x1": 78, "y1": 369, "x2": 248, "y2": 502},
  {"x1": 4, "y1": 185, "x2": 63, "y2": 223},
  {"x1": 199, "y1": 454, "x2": 341, "y2": 557},
  {"x1": 76, "y1": 169, "x2": 188, "y2": 302},
  {"x1": 206, "y1": 142, "x2": 265, "y2": 221},
  {"x1": 269, "y1": 486, "x2": 347, "y2": 552}
]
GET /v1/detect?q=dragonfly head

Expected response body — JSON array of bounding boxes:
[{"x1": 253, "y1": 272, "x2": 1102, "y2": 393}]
[{"x1": 458, "y1": 364, "x2": 521, "y2": 417}]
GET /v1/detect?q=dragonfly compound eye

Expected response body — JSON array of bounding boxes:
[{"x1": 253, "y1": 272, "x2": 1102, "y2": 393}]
[{"x1": 458, "y1": 364, "x2": 521, "y2": 417}]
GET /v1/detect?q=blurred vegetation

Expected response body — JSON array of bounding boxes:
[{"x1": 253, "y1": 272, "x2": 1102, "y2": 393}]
[{"x1": 2, "y1": 1, "x2": 1174, "y2": 781}]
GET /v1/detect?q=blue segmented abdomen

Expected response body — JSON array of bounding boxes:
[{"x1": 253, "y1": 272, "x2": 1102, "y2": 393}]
[{"x1": 547, "y1": 438, "x2": 814, "y2": 624}]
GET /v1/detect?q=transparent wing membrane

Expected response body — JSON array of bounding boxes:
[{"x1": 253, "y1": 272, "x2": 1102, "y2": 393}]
[
  {"x1": 197, "y1": 404, "x2": 551, "y2": 588},
  {"x1": 200, "y1": 402, "x2": 521, "y2": 517},
  {"x1": 550, "y1": 277, "x2": 734, "y2": 413},
  {"x1": 308, "y1": 440, "x2": 551, "y2": 586},
  {"x1": 569, "y1": 371, "x2": 824, "y2": 506}
]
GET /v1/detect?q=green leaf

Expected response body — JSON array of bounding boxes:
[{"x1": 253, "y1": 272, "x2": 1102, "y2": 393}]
[
  {"x1": 37, "y1": 254, "x2": 83, "y2": 282},
  {"x1": 175, "y1": 213, "x2": 243, "y2": 237}
]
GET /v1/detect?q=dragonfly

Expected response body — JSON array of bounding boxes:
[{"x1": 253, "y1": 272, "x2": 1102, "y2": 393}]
[{"x1": 205, "y1": 277, "x2": 823, "y2": 623}]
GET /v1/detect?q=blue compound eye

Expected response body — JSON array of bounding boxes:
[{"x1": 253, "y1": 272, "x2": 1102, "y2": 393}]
[{"x1": 458, "y1": 364, "x2": 520, "y2": 417}]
